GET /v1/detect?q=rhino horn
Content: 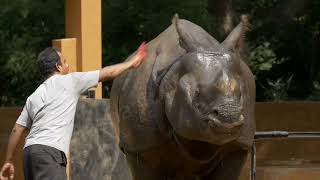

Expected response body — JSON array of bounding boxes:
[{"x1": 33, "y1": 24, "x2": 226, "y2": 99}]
[{"x1": 222, "y1": 15, "x2": 251, "y2": 51}]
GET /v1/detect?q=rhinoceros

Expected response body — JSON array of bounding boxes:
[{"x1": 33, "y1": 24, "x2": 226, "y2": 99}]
[{"x1": 110, "y1": 15, "x2": 255, "y2": 180}]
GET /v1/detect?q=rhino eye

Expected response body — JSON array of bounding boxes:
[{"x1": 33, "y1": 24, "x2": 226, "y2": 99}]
[{"x1": 194, "y1": 90, "x2": 200, "y2": 98}]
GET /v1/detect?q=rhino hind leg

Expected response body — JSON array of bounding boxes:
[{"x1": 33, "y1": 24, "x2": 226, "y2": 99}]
[{"x1": 204, "y1": 150, "x2": 248, "y2": 180}]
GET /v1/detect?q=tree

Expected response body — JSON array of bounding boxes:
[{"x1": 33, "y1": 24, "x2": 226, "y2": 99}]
[
  {"x1": 0, "y1": 0, "x2": 64, "y2": 106},
  {"x1": 1, "y1": 0, "x2": 319, "y2": 105},
  {"x1": 208, "y1": 0, "x2": 320, "y2": 101}
]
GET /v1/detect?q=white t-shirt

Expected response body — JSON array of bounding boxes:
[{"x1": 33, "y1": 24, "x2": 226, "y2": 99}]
[{"x1": 16, "y1": 70, "x2": 100, "y2": 156}]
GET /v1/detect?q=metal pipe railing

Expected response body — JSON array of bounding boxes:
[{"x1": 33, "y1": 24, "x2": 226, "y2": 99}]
[{"x1": 250, "y1": 131, "x2": 320, "y2": 180}]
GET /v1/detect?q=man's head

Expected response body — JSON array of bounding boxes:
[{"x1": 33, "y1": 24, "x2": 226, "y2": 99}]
[{"x1": 38, "y1": 47, "x2": 69, "y2": 78}]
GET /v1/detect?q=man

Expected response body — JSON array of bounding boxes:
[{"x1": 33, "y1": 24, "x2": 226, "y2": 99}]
[{"x1": 0, "y1": 42, "x2": 147, "y2": 180}]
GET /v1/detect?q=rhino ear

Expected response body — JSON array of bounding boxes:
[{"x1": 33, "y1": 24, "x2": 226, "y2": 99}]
[
  {"x1": 172, "y1": 14, "x2": 223, "y2": 52},
  {"x1": 222, "y1": 15, "x2": 251, "y2": 51},
  {"x1": 172, "y1": 14, "x2": 198, "y2": 52}
]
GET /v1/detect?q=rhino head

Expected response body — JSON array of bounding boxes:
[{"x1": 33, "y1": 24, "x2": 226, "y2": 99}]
[{"x1": 159, "y1": 15, "x2": 251, "y2": 145}]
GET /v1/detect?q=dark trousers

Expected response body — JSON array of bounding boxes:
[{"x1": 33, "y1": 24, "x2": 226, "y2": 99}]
[{"x1": 23, "y1": 144, "x2": 67, "y2": 180}]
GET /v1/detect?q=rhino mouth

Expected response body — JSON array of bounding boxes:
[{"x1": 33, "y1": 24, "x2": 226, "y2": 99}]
[{"x1": 207, "y1": 114, "x2": 244, "y2": 132}]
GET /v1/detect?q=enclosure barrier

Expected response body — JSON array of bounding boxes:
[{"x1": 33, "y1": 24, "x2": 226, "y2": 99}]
[{"x1": 250, "y1": 131, "x2": 320, "y2": 180}]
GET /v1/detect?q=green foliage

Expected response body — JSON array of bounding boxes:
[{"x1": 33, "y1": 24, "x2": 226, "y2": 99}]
[
  {"x1": 234, "y1": 0, "x2": 320, "y2": 101},
  {"x1": 307, "y1": 81, "x2": 320, "y2": 100},
  {"x1": 247, "y1": 41, "x2": 292, "y2": 101},
  {"x1": 263, "y1": 75, "x2": 293, "y2": 101},
  {"x1": 0, "y1": 0, "x2": 64, "y2": 106},
  {"x1": 102, "y1": 0, "x2": 210, "y2": 65},
  {"x1": 1, "y1": 51, "x2": 41, "y2": 105},
  {"x1": 1, "y1": 0, "x2": 319, "y2": 104},
  {"x1": 248, "y1": 41, "x2": 287, "y2": 73}
]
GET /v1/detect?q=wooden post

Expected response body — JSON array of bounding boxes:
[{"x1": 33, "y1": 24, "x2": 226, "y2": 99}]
[
  {"x1": 52, "y1": 38, "x2": 77, "y2": 72},
  {"x1": 52, "y1": 1, "x2": 103, "y2": 179},
  {"x1": 52, "y1": 39, "x2": 76, "y2": 180},
  {"x1": 65, "y1": 0, "x2": 103, "y2": 99}
]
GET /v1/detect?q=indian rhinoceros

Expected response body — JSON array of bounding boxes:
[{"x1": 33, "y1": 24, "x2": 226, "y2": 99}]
[{"x1": 110, "y1": 14, "x2": 256, "y2": 180}]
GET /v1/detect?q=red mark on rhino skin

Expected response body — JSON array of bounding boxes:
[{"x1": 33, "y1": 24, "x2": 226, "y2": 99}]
[
  {"x1": 133, "y1": 41, "x2": 147, "y2": 68},
  {"x1": 138, "y1": 42, "x2": 147, "y2": 58}
]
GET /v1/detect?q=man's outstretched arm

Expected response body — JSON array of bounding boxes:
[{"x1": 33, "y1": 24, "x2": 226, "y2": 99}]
[
  {"x1": 99, "y1": 42, "x2": 147, "y2": 82},
  {"x1": 0, "y1": 124, "x2": 28, "y2": 180}
]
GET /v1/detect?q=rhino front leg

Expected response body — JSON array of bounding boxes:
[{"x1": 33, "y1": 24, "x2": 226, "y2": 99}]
[
  {"x1": 205, "y1": 150, "x2": 248, "y2": 180},
  {"x1": 126, "y1": 152, "x2": 164, "y2": 180}
]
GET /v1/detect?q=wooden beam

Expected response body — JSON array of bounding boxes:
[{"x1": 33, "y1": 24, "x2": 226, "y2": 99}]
[
  {"x1": 52, "y1": 38, "x2": 77, "y2": 72},
  {"x1": 65, "y1": 0, "x2": 102, "y2": 99}
]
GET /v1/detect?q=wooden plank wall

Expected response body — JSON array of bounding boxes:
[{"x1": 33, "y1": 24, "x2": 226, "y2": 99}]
[
  {"x1": 0, "y1": 108, "x2": 24, "y2": 180},
  {"x1": 240, "y1": 102, "x2": 320, "y2": 180}
]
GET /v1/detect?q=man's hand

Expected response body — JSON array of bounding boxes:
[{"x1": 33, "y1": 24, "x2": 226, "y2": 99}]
[
  {"x1": 0, "y1": 124, "x2": 27, "y2": 180},
  {"x1": 130, "y1": 42, "x2": 147, "y2": 68},
  {"x1": 98, "y1": 41, "x2": 148, "y2": 82},
  {"x1": 0, "y1": 162, "x2": 14, "y2": 180}
]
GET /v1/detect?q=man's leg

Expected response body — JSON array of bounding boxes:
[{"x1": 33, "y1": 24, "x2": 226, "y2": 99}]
[
  {"x1": 23, "y1": 147, "x2": 33, "y2": 180},
  {"x1": 24, "y1": 145, "x2": 67, "y2": 180}
]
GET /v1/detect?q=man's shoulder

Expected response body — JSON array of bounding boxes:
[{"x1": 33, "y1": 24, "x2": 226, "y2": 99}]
[
  {"x1": 26, "y1": 83, "x2": 47, "y2": 104},
  {"x1": 63, "y1": 71, "x2": 100, "y2": 83},
  {"x1": 28, "y1": 84, "x2": 45, "y2": 101},
  {"x1": 68, "y1": 71, "x2": 94, "y2": 79},
  {"x1": 60, "y1": 72, "x2": 84, "y2": 82}
]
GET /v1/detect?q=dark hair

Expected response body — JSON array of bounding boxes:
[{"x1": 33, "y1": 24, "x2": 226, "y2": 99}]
[{"x1": 37, "y1": 47, "x2": 61, "y2": 78}]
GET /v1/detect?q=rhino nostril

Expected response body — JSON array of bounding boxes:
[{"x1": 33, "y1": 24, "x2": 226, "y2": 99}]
[{"x1": 212, "y1": 109, "x2": 219, "y2": 116}]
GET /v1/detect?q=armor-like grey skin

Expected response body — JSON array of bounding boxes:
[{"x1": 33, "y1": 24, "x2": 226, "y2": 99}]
[{"x1": 110, "y1": 15, "x2": 255, "y2": 180}]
